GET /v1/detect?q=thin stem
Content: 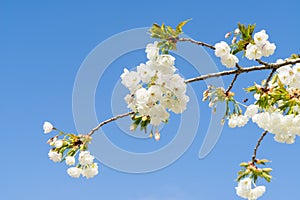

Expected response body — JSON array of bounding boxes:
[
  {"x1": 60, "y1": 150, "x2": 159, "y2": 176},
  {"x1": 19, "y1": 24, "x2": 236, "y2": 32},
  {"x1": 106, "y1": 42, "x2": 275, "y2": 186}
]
[
  {"x1": 264, "y1": 68, "x2": 277, "y2": 89},
  {"x1": 252, "y1": 130, "x2": 268, "y2": 164},
  {"x1": 178, "y1": 38, "x2": 216, "y2": 50},
  {"x1": 225, "y1": 73, "x2": 239, "y2": 94},
  {"x1": 87, "y1": 111, "x2": 134, "y2": 136}
]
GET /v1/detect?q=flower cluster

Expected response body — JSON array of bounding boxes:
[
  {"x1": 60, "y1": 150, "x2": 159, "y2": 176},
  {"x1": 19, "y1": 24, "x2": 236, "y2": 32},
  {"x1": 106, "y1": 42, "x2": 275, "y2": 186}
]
[
  {"x1": 228, "y1": 105, "x2": 259, "y2": 128},
  {"x1": 214, "y1": 41, "x2": 239, "y2": 68},
  {"x1": 43, "y1": 122, "x2": 98, "y2": 179},
  {"x1": 240, "y1": 62, "x2": 300, "y2": 144},
  {"x1": 245, "y1": 30, "x2": 276, "y2": 60},
  {"x1": 67, "y1": 151, "x2": 98, "y2": 179},
  {"x1": 121, "y1": 42, "x2": 189, "y2": 134},
  {"x1": 228, "y1": 114, "x2": 249, "y2": 128},
  {"x1": 235, "y1": 178, "x2": 266, "y2": 200},
  {"x1": 277, "y1": 61, "x2": 300, "y2": 89}
]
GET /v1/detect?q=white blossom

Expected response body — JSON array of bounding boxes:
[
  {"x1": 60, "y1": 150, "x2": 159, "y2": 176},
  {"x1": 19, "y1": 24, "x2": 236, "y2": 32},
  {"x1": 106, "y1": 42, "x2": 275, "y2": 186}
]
[
  {"x1": 79, "y1": 151, "x2": 94, "y2": 166},
  {"x1": 171, "y1": 95, "x2": 189, "y2": 114},
  {"x1": 121, "y1": 42, "x2": 189, "y2": 130},
  {"x1": 254, "y1": 30, "x2": 269, "y2": 45},
  {"x1": 228, "y1": 114, "x2": 248, "y2": 128},
  {"x1": 120, "y1": 68, "x2": 141, "y2": 91},
  {"x1": 82, "y1": 164, "x2": 99, "y2": 179},
  {"x1": 245, "y1": 44, "x2": 262, "y2": 60},
  {"x1": 149, "y1": 104, "x2": 170, "y2": 126},
  {"x1": 54, "y1": 139, "x2": 64, "y2": 148},
  {"x1": 221, "y1": 54, "x2": 239, "y2": 68},
  {"x1": 215, "y1": 41, "x2": 231, "y2": 58},
  {"x1": 156, "y1": 54, "x2": 175, "y2": 68},
  {"x1": 43, "y1": 121, "x2": 54, "y2": 134},
  {"x1": 48, "y1": 150, "x2": 62, "y2": 163},
  {"x1": 147, "y1": 85, "x2": 163, "y2": 102},
  {"x1": 245, "y1": 105, "x2": 259, "y2": 118},
  {"x1": 67, "y1": 167, "x2": 82, "y2": 178},
  {"x1": 65, "y1": 156, "x2": 75, "y2": 166},
  {"x1": 235, "y1": 178, "x2": 266, "y2": 200},
  {"x1": 137, "y1": 63, "x2": 155, "y2": 83},
  {"x1": 261, "y1": 41, "x2": 276, "y2": 57},
  {"x1": 145, "y1": 41, "x2": 159, "y2": 60}
]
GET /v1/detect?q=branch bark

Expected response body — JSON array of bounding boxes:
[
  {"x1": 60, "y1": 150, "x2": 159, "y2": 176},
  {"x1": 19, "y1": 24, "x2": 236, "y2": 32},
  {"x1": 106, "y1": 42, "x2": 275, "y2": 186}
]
[
  {"x1": 252, "y1": 130, "x2": 268, "y2": 164},
  {"x1": 184, "y1": 58, "x2": 300, "y2": 83},
  {"x1": 178, "y1": 38, "x2": 216, "y2": 50},
  {"x1": 87, "y1": 111, "x2": 134, "y2": 136}
]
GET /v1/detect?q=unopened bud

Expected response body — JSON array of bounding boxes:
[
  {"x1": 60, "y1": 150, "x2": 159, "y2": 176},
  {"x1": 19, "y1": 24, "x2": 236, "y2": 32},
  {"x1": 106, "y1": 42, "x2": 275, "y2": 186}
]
[
  {"x1": 234, "y1": 28, "x2": 240, "y2": 34},
  {"x1": 225, "y1": 32, "x2": 232, "y2": 38},
  {"x1": 231, "y1": 36, "x2": 237, "y2": 44},
  {"x1": 154, "y1": 131, "x2": 160, "y2": 141}
]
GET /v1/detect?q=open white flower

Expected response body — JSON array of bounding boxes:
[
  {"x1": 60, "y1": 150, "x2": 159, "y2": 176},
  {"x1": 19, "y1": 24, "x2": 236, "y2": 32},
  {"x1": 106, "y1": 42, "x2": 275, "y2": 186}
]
[
  {"x1": 120, "y1": 68, "x2": 141, "y2": 91},
  {"x1": 67, "y1": 167, "x2": 82, "y2": 178},
  {"x1": 43, "y1": 121, "x2": 54, "y2": 134},
  {"x1": 82, "y1": 164, "x2": 98, "y2": 179},
  {"x1": 48, "y1": 150, "x2": 62, "y2": 163},
  {"x1": 54, "y1": 139, "x2": 64, "y2": 148},
  {"x1": 65, "y1": 156, "x2": 75, "y2": 166},
  {"x1": 79, "y1": 151, "x2": 94, "y2": 166},
  {"x1": 245, "y1": 44, "x2": 262, "y2": 60},
  {"x1": 228, "y1": 114, "x2": 248, "y2": 128},
  {"x1": 137, "y1": 63, "x2": 155, "y2": 83},
  {"x1": 145, "y1": 41, "x2": 159, "y2": 60},
  {"x1": 221, "y1": 54, "x2": 239, "y2": 68},
  {"x1": 261, "y1": 41, "x2": 276, "y2": 57},
  {"x1": 149, "y1": 104, "x2": 170, "y2": 126},
  {"x1": 215, "y1": 41, "x2": 231, "y2": 58},
  {"x1": 156, "y1": 54, "x2": 175, "y2": 68},
  {"x1": 254, "y1": 30, "x2": 269, "y2": 45},
  {"x1": 245, "y1": 105, "x2": 259, "y2": 118},
  {"x1": 235, "y1": 178, "x2": 266, "y2": 200}
]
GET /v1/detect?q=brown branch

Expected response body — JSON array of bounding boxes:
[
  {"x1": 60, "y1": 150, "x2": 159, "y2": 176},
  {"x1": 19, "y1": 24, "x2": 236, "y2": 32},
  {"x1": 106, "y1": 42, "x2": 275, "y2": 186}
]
[
  {"x1": 264, "y1": 68, "x2": 277, "y2": 89},
  {"x1": 87, "y1": 111, "x2": 134, "y2": 136},
  {"x1": 252, "y1": 130, "x2": 268, "y2": 164},
  {"x1": 185, "y1": 58, "x2": 300, "y2": 83},
  {"x1": 178, "y1": 38, "x2": 216, "y2": 50},
  {"x1": 225, "y1": 73, "x2": 239, "y2": 94}
]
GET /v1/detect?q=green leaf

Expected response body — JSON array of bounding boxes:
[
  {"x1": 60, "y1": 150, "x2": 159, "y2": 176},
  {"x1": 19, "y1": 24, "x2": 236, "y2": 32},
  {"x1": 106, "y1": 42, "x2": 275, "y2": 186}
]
[
  {"x1": 176, "y1": 19, "x2": 191, "y2": 34},
  {"x1": 240, "y1": 162, "x2": 249, "y2": 167}
]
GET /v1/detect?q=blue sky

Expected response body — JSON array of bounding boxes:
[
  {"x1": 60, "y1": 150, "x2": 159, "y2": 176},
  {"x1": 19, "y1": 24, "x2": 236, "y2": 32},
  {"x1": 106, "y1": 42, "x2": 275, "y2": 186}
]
[{"x1": 1, "y1": 0, "x2": 300, "y2": 199}]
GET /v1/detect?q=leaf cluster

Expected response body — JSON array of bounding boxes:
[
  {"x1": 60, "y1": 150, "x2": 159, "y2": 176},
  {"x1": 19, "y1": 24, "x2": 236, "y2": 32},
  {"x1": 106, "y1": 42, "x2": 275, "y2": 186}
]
[
  {"x1": 150, "y1": 19, "x2": 191, "y2": 53},
  {"x1": 237, "y1": 159, "x2": 272, "y2": 183}
]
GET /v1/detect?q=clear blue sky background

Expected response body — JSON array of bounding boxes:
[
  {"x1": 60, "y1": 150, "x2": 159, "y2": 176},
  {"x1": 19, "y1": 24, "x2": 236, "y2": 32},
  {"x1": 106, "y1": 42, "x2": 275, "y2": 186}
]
[{"x1": 1, "y1": 0, "x2": 300, "y2": 199}]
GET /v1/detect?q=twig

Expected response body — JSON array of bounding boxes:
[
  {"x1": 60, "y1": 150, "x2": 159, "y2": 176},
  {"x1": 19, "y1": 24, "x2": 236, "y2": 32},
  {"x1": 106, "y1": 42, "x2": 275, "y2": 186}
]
[
  {"x1": 225, "y1": 73, "x2": 239, "y2": 94},
  {"x1": 87, "y1": 111, "x2": 134, "y2": 136},
  {"x1": 252, "y1": 130, "x2": 268, "y2": 164},
  {"x1": 185, "y1": 58, "x2": 300, "y2": 83},
  {"x1": 178, "y1": 38, "x2": 216, "y2": 50},
  {"x1": 264, "y1": 68, "x2": 277, "y2": 89}
]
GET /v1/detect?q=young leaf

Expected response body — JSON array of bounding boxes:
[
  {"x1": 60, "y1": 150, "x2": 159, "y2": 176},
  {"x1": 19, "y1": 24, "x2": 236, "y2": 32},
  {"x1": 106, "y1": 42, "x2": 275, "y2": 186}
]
[{"x1": 176, "y1": 19, "x2": 192, "y2": 34}]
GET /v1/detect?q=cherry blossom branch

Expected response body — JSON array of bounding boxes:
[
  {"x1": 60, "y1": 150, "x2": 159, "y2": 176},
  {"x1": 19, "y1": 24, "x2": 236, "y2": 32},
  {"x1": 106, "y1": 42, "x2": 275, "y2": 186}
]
[
  {"x1": 251, "y1": 130, "x2": 268, "y2": 164},
  {"x1": 225, "y1": 73, "x2": 239, "y2": 94},
  {"x1": 178, "y1": 38, "x2": 216, "y2": 50},
  {"x1": 87, "y1": 58, "x2": 300, "y2": 137},
  {"x1": 184, "y1": 58, "x2": 300, "y2": 83},
  {"x1": 264, "y1": 68, "x2": 277, "y2": 89},
  {"x1": 87, "y1": 111, "x2": 134, "y2": 136}
]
